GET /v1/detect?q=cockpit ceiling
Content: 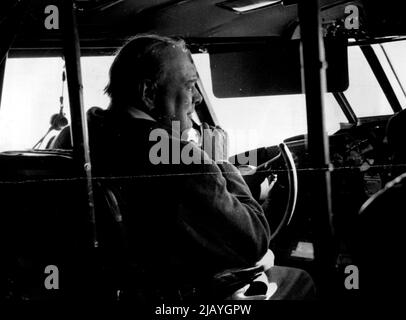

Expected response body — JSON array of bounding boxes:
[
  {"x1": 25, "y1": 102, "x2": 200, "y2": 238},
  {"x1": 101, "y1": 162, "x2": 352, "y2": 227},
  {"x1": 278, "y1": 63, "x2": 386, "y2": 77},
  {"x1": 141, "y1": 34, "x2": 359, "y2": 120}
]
[
  {"x1": 5, "y1": 0, "x2": 406, "y2": 54},
  {"x1": 1, "y1": 0, "x2": 358, "y2": 47}
]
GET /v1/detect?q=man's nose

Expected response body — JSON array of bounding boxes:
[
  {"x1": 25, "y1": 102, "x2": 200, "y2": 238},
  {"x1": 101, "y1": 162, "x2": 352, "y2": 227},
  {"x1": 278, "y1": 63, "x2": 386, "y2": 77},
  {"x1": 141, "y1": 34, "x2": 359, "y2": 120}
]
[{"x1": 193, "y1": 87, "x2": 203, "y2": 105}]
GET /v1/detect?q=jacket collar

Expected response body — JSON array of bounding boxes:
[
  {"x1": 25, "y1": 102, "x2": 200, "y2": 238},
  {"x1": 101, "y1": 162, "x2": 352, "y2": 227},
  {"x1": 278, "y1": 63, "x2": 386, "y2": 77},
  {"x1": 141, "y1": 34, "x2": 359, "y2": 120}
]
[{"x1": 126, "y1": 107, "x2": 156, "y2": 122}]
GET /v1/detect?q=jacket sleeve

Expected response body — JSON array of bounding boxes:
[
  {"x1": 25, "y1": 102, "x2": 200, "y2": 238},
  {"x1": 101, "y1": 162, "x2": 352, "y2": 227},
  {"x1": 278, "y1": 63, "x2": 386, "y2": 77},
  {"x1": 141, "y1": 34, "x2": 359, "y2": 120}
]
[{"x1": 176, "y1": 144, "x2": 271, "y2": 268}]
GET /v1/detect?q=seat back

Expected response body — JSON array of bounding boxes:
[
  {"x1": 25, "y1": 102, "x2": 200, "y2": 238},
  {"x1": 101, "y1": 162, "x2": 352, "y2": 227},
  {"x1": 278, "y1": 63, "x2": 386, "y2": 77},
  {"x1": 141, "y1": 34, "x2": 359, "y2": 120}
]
[{"x1": 0, "y1": 150, "x2": 126, "y2": 300}]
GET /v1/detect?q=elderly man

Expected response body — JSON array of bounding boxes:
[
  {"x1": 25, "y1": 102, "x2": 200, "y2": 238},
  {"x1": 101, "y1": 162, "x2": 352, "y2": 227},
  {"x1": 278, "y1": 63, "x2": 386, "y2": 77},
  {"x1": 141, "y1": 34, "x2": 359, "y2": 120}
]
[{"x1": 54, "y1": 34, "x2": 315, "y2": 301}]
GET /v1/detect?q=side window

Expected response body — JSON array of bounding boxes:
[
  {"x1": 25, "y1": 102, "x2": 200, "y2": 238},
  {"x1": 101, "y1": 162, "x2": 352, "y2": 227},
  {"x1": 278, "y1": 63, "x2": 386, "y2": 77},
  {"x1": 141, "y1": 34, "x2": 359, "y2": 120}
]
[
  {"x1": 81, "y1": 56, "x2": 113, "y2": 110},
  {"x1": 375, "y1": 42, "x2": 406, "y2": 108},
  {"x1": 0, "y1": 57, "x2": 68, "y2": 151},
  {"x1": 345, "y1": 46, "x2": 393, "y2": 117},
  {"x1": 0, "y1": 56, "x2": 113, "y2": 151}
]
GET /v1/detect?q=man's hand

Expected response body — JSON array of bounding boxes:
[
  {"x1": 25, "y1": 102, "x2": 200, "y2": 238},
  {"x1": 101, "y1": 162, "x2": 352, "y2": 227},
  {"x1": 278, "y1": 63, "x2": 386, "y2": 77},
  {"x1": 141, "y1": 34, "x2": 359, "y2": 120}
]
[{"x1": 201, "y1": 122, "x2": 229, "y2": 162}]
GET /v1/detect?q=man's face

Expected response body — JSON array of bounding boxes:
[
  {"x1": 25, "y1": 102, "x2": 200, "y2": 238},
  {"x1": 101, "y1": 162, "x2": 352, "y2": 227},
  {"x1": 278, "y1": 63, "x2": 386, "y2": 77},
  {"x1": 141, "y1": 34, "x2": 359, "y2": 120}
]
[{"x1": 153, "y1": 46, "x2": 203, "y2": 133}]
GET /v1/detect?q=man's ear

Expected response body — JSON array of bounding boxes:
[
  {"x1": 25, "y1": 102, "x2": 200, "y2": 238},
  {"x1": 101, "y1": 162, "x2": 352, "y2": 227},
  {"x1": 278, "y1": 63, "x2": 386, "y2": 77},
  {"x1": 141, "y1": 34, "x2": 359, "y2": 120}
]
[{"x1": 141, "y1": 79, "x2": 157, "y2": 112}]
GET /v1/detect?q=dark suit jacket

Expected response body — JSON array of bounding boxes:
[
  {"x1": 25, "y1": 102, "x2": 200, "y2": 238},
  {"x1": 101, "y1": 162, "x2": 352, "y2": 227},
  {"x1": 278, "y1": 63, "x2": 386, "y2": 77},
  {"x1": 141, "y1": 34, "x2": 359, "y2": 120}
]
[{"x1": 55, "y1": 107, "x2": 271, "y2": 294}]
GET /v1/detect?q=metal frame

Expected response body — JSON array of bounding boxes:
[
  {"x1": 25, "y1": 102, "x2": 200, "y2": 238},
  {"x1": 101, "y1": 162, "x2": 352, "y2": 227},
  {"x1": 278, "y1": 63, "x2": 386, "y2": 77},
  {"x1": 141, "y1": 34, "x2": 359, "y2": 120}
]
[
  {"x1": 361, "y1": 45, "x2": 403, "y2": 113},
  {"x1": 298, "y1": 0, "x2": 335, "y2": 295},
  {"x1": 0, "y1": 56, "x2": 6, "y2": 109},
  {"x1": 349, "y1": 36, "x2": 406, "y2": 47},
  {"x1": 61, "y1": 0, "x2": 97, "y2": 248},
  {"x1": 380, "y1": 44, "x2": 406, "y2": 100},
  {"x1": 333, "y1": 92, "x2": 358, "y2": 124}
]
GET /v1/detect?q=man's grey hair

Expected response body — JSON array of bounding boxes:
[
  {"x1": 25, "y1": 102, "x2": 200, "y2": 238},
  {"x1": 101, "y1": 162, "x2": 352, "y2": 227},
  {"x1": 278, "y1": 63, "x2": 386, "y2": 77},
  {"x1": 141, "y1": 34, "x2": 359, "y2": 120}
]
[{"x1": 105, "y1": 34, "x2": 187, "y2": 108}]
